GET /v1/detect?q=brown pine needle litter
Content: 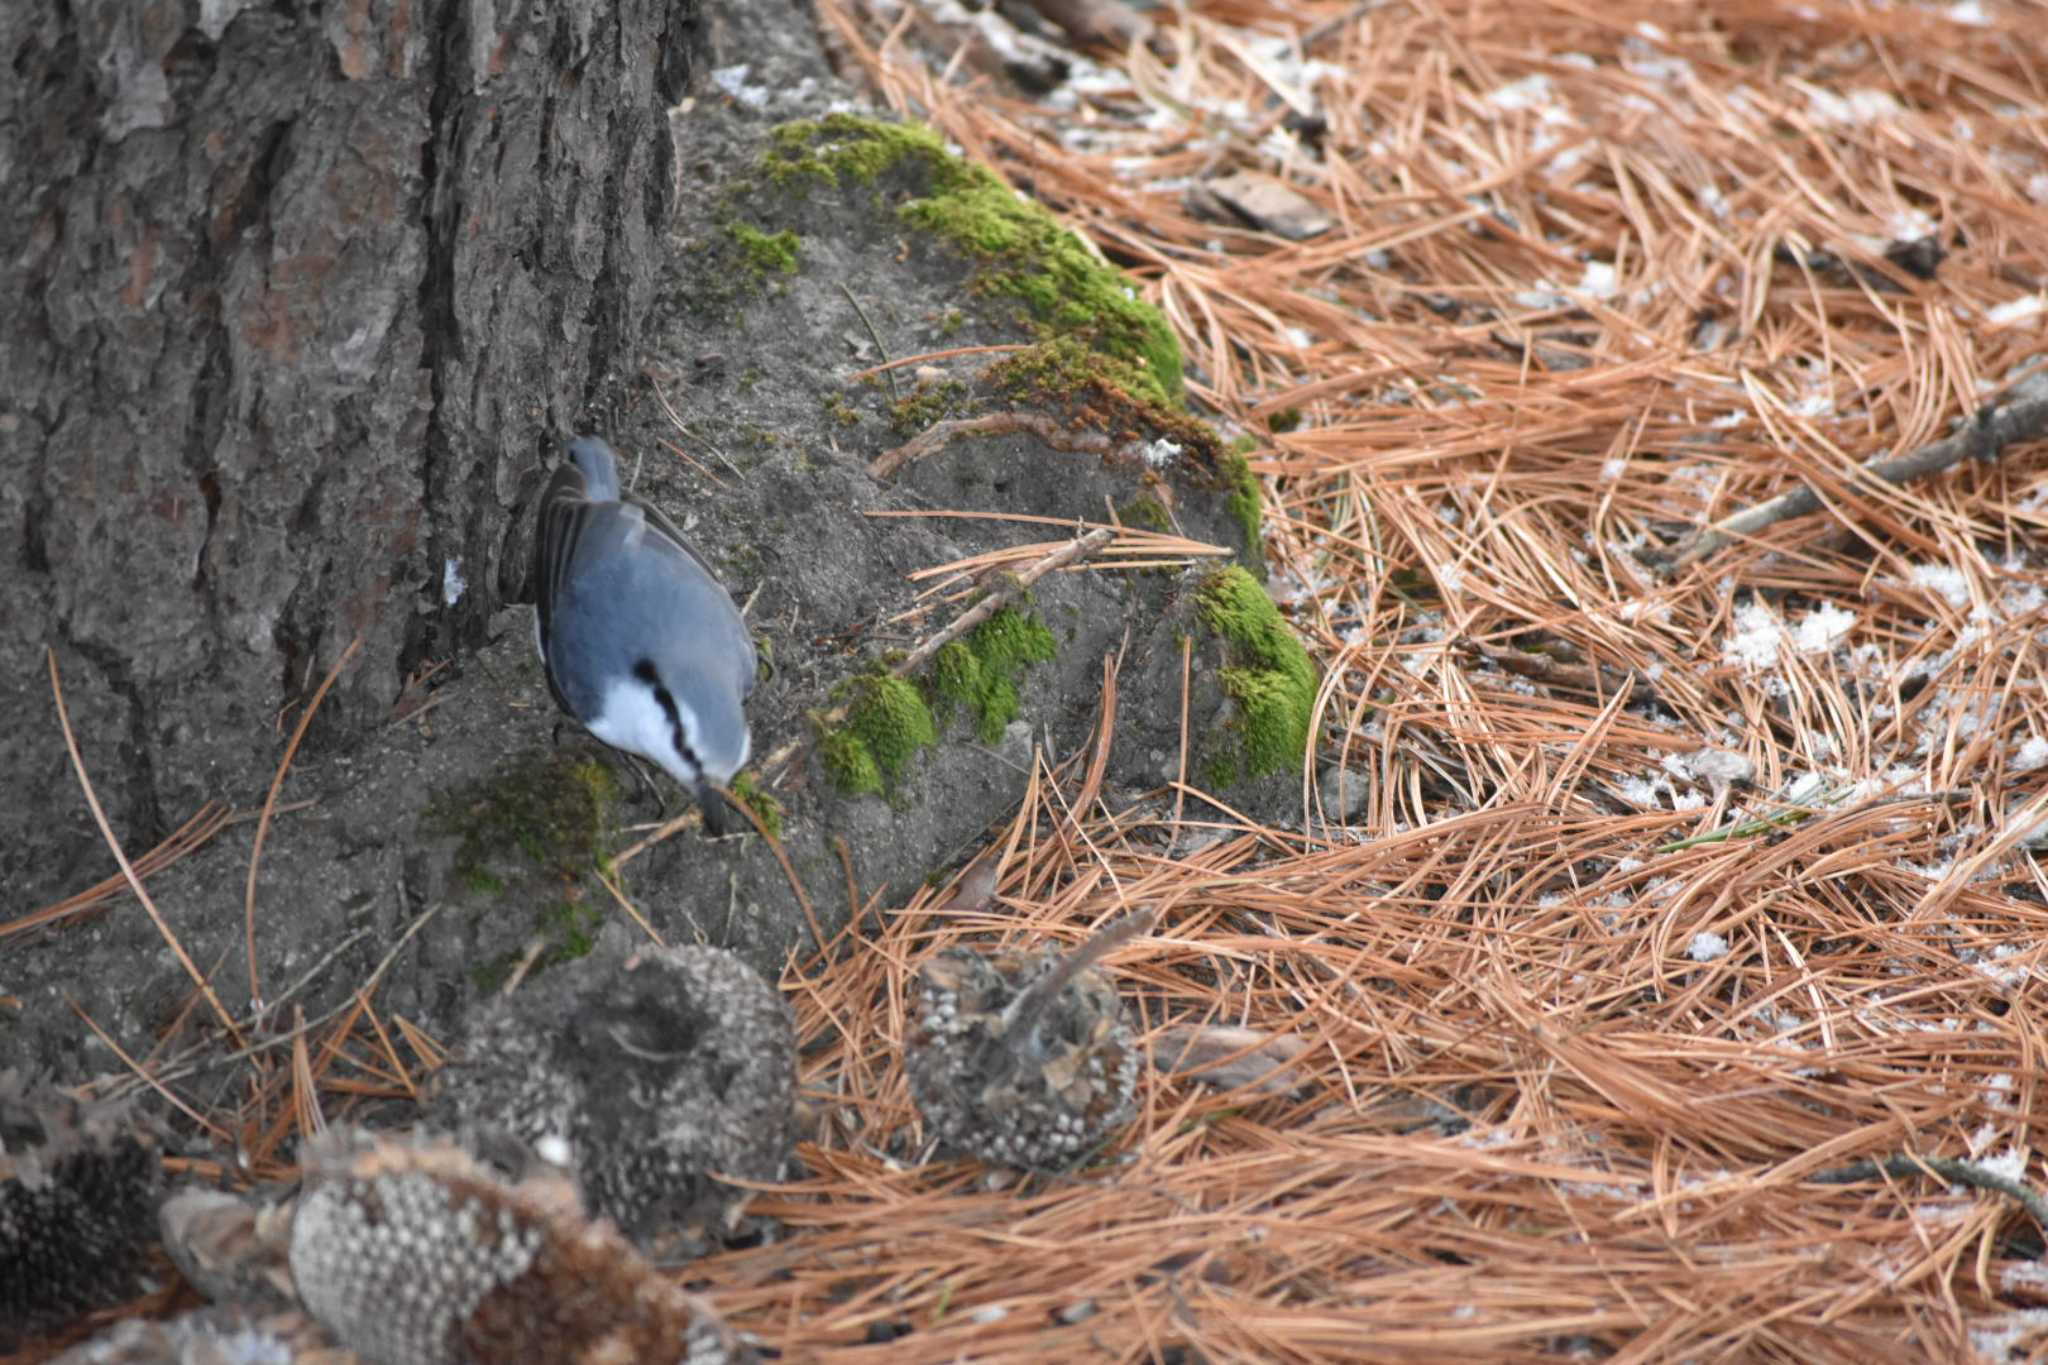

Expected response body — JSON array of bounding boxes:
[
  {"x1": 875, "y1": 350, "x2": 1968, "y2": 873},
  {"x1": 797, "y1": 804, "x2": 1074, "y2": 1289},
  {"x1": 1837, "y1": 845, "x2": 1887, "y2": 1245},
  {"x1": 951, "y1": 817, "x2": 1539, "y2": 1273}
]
[
  {"x1": 21, "y1": 1, "x2": 2048, "y2": 1360},
  {"x1": 712, "y1": 1, "x2": 2048, "y2": 1358}
]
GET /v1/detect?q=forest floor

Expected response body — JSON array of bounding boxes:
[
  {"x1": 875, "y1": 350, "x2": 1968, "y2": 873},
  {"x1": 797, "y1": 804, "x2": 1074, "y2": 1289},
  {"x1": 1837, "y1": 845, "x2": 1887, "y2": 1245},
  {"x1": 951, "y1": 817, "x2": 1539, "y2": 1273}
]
[
  {"x1": 700, "y1": 1, "x2": 2048, "y2": 1359},
  {"x1": 19, "y1": 1, "x2": 2048, "y2": 1360}
]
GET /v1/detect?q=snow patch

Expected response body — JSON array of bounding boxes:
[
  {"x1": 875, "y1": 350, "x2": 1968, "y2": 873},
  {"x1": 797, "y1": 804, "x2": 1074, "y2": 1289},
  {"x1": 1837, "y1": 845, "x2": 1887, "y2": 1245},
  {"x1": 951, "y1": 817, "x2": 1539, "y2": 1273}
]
[{"x1": 1687, "y1": 932, "x2": 1730, "y2": 962}]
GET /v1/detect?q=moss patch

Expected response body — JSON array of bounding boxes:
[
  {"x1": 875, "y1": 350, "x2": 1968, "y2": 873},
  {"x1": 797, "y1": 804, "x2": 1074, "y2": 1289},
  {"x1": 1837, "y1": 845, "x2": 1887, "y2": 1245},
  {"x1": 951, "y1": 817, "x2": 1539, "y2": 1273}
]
[
  {"x1": 985, "y1": 336, "x2": 1225, "y2": 476},
  {"x1": 823, "y1": 673, "x2": 939, "y2": 795},
  {"x1": 729, "y1": 771, "x2": 786, "y2": 839},
  {"x1": 821, "y1": 729, "x2": 883, "y2": 796},
  {"x1": 763, "y1": 114, "x2": 1183, "y2": 407},
  {"x1": 764, "y1": 114, "x2": 950, "y2": 188},
  {"x1": 429, "y1": 752, "x2": 620, "y2": 987},
  {"x1": 729, "y1": 222, "x2": 801, "y2": 278},
  {"x1": 930, "y1": 607, "x2": 1058, "y2": 743},
  {"x1": 889, "y1": 378, "x2": 971, "y2": 436},
  {"x1": 822, "y1": 391, "x2": 863, "y2": 427},
  {"x1": 430, "y1": 752, "x2": 619, "y2": 886},
  {"x1": 1116, "y1": 495, "x2": 1173, "y2": 534},
  {"x1": 1196, "y1": 567, "x2": 1318, "y2": 784},
  {"x1": 1221, "y1": 443, "x2": 1264, "y2": 555},
  {"x1": 471, "y1": 892, "x2": 604, "y2": 993}
]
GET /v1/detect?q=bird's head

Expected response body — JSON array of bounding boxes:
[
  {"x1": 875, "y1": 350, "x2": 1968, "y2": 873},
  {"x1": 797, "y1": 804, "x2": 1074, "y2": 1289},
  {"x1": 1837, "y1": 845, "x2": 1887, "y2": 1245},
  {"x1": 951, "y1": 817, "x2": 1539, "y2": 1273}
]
[{"x1": 630, "y1": 659, "x2": 752, "y2": 791}]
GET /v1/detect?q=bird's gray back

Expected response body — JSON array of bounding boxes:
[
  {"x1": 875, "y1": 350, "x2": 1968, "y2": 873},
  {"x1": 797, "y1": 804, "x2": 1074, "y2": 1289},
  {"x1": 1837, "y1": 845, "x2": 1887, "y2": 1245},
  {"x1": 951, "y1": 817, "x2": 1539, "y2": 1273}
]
[{"x1": 547, "y1": 501, "x2": 755, "y2": 716}]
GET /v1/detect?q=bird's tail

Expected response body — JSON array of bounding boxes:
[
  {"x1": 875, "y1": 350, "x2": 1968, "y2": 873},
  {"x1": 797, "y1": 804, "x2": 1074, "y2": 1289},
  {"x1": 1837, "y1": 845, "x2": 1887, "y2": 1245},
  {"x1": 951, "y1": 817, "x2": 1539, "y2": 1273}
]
[{"x1": 566, "y1": 436, "x2": 623, "y2": 502}]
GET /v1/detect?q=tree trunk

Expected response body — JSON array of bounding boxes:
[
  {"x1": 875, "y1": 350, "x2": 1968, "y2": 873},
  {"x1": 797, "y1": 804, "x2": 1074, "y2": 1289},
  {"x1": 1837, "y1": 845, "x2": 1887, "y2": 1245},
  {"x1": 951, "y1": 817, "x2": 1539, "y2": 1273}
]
[{"x1": 1, "y1": 0, "x2": 699, "y2": 903}]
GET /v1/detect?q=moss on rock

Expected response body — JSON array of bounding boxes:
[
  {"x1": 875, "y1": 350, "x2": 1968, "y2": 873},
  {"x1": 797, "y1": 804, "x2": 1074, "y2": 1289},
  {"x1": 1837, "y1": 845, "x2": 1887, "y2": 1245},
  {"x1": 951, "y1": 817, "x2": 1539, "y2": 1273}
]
[
  {"x1": 1117, "y1": 495, "x2": 1173, "y2": 534},
  {"x1": 1196, "y1": 567, "x2": 1318, "y2": 784},
  {"x1": 820, "y1": 729, "x2": 884, "y2": 797},
  {"x1": 1221, "y1": 444, "x2": 1264, "y2": 556},
  {"x1": 889, "y1": 378, "x2": 971, "y2": 436},
  {"x1": 824, "y1": 673, "x2": 940, "y2": 795},
  {"x1": 729, "y1": 222, "x2": 801, "y2": 278},
  {"x1": 983, "y1": 338, "x2": 1241, "y2": 513},
  {"x1": 728, "y1": 771, "x2": 785, "y2": 839},
  {"x1": 430, "y1": 752, "x2": 619, "y2": 886},
  {"x1": 429, "y1": 753, "x2": 621, "y2": 988},
  {"x1": 763, "y1": 114, "x2": 1182, "y2": 407},
  {"x1": 931, "y1": 607, "x2": 1058, "y2": 743}
]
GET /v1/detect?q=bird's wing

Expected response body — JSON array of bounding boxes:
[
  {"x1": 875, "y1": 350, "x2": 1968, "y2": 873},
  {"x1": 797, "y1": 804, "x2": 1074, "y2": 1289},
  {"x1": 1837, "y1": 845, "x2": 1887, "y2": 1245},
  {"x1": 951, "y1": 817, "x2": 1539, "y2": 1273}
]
[
  {"x1": 541, "y1": 468, "x2": 759, "y2": 707},
  {"x1": 619, "y1": 499, "x2": 760, "y2": 697}
]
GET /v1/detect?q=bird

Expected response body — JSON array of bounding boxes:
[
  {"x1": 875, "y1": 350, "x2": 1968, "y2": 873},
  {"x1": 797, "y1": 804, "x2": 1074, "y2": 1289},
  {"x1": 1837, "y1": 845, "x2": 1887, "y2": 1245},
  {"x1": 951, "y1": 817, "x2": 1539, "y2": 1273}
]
[{"x1": 533, "y1": 436, "x2": 756, "y2": 834}]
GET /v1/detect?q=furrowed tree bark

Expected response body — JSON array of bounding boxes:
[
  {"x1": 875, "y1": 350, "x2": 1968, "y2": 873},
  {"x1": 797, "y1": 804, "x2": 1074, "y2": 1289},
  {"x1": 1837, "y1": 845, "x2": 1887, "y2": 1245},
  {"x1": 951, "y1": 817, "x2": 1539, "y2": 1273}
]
[{"x1": 1, "y1": 0, "x2": 699, "y2": 902}]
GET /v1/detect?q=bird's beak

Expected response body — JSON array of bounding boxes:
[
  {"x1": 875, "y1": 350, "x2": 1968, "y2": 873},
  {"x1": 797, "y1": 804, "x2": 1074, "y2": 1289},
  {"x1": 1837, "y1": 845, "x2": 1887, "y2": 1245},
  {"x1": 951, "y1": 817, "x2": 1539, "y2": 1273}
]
[{"x1": 697, "y1": 781, "x2": 731, "y2": 837}]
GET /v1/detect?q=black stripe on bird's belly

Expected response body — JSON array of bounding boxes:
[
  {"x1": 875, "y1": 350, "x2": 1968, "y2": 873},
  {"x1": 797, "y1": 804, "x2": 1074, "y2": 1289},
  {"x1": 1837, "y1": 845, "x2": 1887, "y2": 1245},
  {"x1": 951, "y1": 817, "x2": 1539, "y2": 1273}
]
[{"x1": 633, "y1": 658, "x2": 704, "y2": 778}]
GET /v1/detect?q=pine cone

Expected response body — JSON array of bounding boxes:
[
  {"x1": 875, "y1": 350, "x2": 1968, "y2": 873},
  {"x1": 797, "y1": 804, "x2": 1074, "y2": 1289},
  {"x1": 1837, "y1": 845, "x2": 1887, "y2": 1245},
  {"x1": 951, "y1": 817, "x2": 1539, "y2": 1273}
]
[
  {"x1": 288, "y1": 1130, "x2": 742, "y2": 1364},
  {"x1": 425, "y1": 930, "x2": 796, "y2": 1257},
  {"x1": 0, "y1": 1074, "x2": 163, "y2": 1351},
  {"x1": 906, "y1": 911, "x2": 1152, "y2": 1169}
]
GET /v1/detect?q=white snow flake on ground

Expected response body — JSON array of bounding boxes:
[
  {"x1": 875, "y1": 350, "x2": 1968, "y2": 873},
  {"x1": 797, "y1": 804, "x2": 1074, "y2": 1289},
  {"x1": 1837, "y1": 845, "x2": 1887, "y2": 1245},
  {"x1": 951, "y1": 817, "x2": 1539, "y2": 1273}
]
[
  {"x1": 1793, "y1": 602, "x2": 1857, "y2": 652},
  {"x1": 1688, "y1": 932, "x2": 1730, "y2": 962},
  {"x1": 1722, "y1": 600, "x2": 1784, "y2": 669},
  {"x1": 1489, "y1": 74, "x2": 1557, "y2": 111},
  {"x1": 1143, "y1": 438, "x2": 1183, "y2": 468},
  {"x1": 1908, "y1": 563, "x2": 1973, "y2": 609},
  {"x1": 1987, "y1": 294, "x2": 2046, "y2": 326},
  {"x1": 1578, "y1": 260, "x2": 1619, "y2": 299}
]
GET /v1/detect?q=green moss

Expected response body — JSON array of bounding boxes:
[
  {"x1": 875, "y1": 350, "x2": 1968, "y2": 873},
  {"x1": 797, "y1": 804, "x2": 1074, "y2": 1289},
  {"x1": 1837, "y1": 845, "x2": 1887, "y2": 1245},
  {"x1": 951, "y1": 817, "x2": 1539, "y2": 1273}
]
[
  {"x1": 1117, "y1": 495, "x2": 1172, "y2": 533},
  {"x1": 729, "y1": 222, "x2": 801, "y2": 277},
  {"x1": 538, "y1": 898, "x2": 604, "y2": 963},
  {"x1": 983, "y1": 338, "x2": 1226, "y2": 486},
  {"x1": 764, "y1": 113, "x2": 958, "y2": 188},
  {"x1": 429, "y1": 752, "x2": 619, "y2": 887},
  {"x1": 903, "y1": 193, "x2": 1182, "y2": 405},
  {"x1": 1221, "y1": 447, "x2": 1263, "y2": 554},
  {"x1": 929, "y1": 608, "x2": 1057, "y2": 743},
  {"x1": 820, "y1": 729, "x2": 883, "y2": 796},
  {"x1": 889, "y1": 378, "x2": 970, "y2": 435},
  {"x1": 1266, "y1": 407, "x2": 1303, "y2": 434},
  {"x1": 822, "y1": 391, "x2": 863, "y2": 427},
  {"x1": 729, "y1": 772, "x2": 785, "y2": 839},
  {"x1": 470, "y1": 894, "x2": 602, "y2": 992},
  {"x1": 428, "y1": 754, "x2": 624, "y2": 987},
  {"x1": 853, "y1": 673, "x2": 938, "y2": 779},
  {"x1": 1196, "y1": 567, "x2": 1318, "y2": 784},
  {"x1": 823, "y1": 673, "x2": 939, "y2": 795},
  {"x1": 973, "y1": 605, "x2": 1058, "y2": 684},
  {"x1": 931, "y1": 640, "x2": 982, "y2": 715},
  {"x1": 763, "y1": 114, "x2": 1183, "y2": 406}
]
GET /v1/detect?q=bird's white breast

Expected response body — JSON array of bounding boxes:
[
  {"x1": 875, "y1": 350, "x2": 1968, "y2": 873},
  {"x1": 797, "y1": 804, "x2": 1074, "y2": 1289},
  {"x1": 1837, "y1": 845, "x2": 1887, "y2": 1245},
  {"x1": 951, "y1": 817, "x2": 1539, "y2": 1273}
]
[{"x1": 587, "y1": 679, "x2": 699, "y2": 786}]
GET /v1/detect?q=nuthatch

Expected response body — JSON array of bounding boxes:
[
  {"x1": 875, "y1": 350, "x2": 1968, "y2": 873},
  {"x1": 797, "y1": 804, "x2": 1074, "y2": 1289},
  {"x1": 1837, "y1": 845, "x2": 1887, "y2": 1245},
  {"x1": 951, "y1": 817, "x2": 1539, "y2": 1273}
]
[{"x1": 533, "y1": 437, "x2": 755, "y2": 832}]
